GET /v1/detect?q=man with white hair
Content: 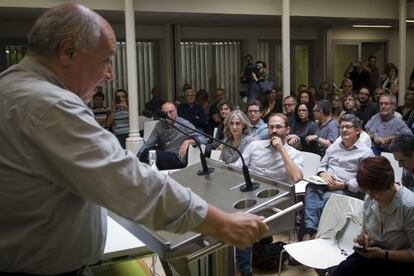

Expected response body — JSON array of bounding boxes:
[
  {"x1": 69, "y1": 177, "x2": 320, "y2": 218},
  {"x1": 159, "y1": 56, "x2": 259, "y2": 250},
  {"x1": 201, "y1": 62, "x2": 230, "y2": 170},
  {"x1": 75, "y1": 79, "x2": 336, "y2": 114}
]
[
  {"x1": 365, "y1": 94, "x2": 412, "y2": 155},
  {"x1": 0, "y1": 4, "x2": 267, "y2": 274}
]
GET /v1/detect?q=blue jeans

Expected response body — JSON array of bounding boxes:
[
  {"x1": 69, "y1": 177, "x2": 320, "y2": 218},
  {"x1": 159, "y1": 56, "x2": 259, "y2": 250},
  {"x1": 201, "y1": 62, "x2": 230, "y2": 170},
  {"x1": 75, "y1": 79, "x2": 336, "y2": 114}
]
[
  {"x1": 236, "y1": 246, "x2": 253, "y2": 275},
  {"x1": 303, "y1": 184, "x2": 351, "y2": 234}
]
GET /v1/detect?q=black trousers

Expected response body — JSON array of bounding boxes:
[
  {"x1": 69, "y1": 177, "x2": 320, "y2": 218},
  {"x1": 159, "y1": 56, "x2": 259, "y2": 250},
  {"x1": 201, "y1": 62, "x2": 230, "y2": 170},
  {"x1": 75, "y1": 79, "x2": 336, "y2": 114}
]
[
  {"x1": 333, "y1": 252, "x2": 414, "y2": 276},
  {"x1": 139, "y1": 147, "x2": 187, "y2": 170}
]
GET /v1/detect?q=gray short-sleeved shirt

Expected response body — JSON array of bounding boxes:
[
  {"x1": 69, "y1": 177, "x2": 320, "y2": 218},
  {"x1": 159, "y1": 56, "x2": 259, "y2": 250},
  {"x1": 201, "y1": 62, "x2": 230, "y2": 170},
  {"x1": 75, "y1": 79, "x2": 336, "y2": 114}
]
[{"x1": 362, "y1": 185, "x2": 414, "y2": 256}]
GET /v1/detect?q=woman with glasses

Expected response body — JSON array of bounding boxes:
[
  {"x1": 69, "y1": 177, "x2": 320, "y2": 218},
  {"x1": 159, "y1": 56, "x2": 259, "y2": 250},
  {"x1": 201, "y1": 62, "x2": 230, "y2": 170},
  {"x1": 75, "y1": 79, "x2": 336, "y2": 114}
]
[
  {"x1": 340, "y1": 93, "x2": 361, "y2": 118},
  {"x1": 220, "y1": 110, "x2": 254, "y2": 164},
  {"x1": 334, "y1": 156, "x2": 414, "y2": 275},
  {"x1": 287, "y1": 103, "x2": 319, "y2": 154}
]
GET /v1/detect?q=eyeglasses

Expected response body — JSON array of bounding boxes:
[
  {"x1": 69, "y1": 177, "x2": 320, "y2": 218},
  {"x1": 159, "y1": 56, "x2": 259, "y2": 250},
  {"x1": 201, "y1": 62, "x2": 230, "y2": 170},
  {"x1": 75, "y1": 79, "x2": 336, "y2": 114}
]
[
  {"x1": 283, "y1": 103, "x2": 294, "y2": 107},
  {"x1": 269, "y1": 124, "x2": 286, "y2": 130},
  {"x1": 313, "y1": 109, "x2": 321, "y2": 112},
  {"x1": 339, "y1": 125, "x2": 355, "y2": 130},
  {"x1": 247, "y1": 109, "x2": 261, "y2": 114}
]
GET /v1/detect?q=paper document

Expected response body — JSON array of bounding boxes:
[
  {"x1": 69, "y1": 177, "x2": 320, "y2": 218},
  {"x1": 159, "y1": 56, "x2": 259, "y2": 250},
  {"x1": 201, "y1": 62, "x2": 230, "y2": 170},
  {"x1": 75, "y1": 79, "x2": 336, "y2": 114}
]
[{"x1": 304, "y1": 175, "x2": 328, "y2": 185}]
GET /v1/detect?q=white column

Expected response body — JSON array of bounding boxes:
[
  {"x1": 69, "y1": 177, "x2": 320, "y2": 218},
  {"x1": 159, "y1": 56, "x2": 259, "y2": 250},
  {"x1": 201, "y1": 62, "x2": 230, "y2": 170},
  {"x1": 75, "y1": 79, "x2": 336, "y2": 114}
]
[
  {"x1": 124, "y1": 0, "x2": 144, "y2": 154},
  {"x1": 399, "y1": 0, "x2": 407, "y2": 106},
  {"x1": 282, "y1": 0, "x2": 290, "y2": 98}
]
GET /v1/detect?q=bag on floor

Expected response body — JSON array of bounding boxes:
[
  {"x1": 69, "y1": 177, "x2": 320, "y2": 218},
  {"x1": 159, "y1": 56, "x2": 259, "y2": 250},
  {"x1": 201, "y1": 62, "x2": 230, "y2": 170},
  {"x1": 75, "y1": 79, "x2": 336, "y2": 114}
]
[{"x1": 252, "y1": 238, "x2": 288, "y2": 271}]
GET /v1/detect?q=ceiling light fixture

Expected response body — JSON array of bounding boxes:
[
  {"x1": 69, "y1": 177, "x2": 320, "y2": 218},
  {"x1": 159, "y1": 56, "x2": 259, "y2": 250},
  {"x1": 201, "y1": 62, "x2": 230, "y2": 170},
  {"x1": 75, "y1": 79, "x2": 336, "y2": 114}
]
[
  {"x1": 407, "y1": 20, "x2": 414, "y2": 23},
  {"x1": 352, "y1": 24, "x2": 392, "y2": 28}
]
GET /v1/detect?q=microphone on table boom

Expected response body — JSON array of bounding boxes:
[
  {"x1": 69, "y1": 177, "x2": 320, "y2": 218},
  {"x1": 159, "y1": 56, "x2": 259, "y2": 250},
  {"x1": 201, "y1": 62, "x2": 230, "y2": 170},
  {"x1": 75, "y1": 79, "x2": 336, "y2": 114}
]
[{"x1": 155, "y1": 111, "x2": 260, "y2": 192}]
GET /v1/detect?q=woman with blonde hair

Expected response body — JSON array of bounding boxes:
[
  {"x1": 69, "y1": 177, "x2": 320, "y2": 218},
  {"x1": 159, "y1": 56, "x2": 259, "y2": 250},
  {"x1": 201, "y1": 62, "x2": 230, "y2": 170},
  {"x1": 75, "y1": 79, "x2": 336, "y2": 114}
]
[{"x1": 220, "y1": 110, "x2": 254, "y2": 164}]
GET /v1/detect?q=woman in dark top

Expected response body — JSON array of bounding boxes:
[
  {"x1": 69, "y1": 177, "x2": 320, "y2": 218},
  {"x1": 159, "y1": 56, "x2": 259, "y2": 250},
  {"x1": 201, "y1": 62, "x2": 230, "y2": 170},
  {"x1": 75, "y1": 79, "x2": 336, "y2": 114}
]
[
  {"x1": 204, "y1": 100, "x2": 234, "y2": 157},
  {"x1": 396, "y1": 92, "x2": 414, "y2": 123},
  {"x1": 298, "y1": 89, "x2": 316, "y2": 109},
  {"x1": 287, "y1": 103, "x2": 318, "y2": 154},
  {"x1": 262, "y1": 87, "x2": 283, "y2": 123}
]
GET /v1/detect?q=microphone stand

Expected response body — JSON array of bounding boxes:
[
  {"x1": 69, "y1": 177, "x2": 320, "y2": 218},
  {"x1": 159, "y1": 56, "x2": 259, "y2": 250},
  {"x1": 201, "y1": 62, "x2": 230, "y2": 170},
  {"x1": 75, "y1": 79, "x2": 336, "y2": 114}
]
[
  {"x1": 155, "y1": 111, "x2": 260, "y2": 192},
  {"x1": 157, "y1": 117, "x2": 215, "y2": 176}
]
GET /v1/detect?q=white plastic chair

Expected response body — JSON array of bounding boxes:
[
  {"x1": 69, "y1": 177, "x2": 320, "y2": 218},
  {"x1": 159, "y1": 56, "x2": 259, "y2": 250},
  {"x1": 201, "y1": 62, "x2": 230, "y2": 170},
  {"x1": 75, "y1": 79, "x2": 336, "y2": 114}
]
[
  {"x1": 282, "y1": 194, "x2": 364, "y2": 273},
  {"x1": 295, "y1": 151, "x2": 322, "y2": 194},
  {"x1": 143, "y1": 120, "x2": 158, "y2": 142},
  {"x1": 381, "y1": 152, "x2": 403, "y2": 182},
  {"x1": 138, "y1": 115, "x2": 153, "y2": 131}
]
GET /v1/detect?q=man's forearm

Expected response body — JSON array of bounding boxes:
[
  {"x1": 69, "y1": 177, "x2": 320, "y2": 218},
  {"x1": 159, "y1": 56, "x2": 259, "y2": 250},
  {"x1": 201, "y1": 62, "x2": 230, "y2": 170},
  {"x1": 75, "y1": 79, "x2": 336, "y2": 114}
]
[{"x1": 279, "y1": 147, "x2": 303, "y2": 182}]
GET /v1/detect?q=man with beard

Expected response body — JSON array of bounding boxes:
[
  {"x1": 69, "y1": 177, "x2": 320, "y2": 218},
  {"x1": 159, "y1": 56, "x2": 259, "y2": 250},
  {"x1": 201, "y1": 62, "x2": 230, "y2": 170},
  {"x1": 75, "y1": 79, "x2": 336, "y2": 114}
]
[
  {"x1": 231, "y1": 113, "x2": 303, "y2": 276},
  {"x1": 232, "y1": 113, "x2": 303, "y2": 183},
  {"x1": 358, "y1": 86, "x2": 378, "y2": 127}
]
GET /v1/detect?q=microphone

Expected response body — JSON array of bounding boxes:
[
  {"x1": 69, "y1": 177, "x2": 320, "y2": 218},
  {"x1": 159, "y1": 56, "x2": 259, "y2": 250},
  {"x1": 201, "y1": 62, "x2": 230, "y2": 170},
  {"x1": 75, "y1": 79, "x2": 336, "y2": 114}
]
[
  {"x1": 155, "y1": 111, "x2": 260, "y2": 192},
  {"x1": 154, "y1": 111, "x2": 215, "y2": 176}
]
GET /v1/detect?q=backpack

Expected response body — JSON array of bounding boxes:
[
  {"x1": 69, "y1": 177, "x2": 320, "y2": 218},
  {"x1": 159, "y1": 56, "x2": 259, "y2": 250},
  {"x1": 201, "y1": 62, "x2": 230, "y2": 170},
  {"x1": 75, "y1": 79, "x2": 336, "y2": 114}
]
[{"x1": 252, "y1": 237, "x2": 289, "y2": 271}]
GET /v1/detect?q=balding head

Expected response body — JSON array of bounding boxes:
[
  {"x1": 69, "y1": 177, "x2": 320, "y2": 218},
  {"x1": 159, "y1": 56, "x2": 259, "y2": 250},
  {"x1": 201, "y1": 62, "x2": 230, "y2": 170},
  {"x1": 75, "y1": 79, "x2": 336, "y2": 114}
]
[{"x1": 28, "y1": 3, "x2": 107, "y2": 59}]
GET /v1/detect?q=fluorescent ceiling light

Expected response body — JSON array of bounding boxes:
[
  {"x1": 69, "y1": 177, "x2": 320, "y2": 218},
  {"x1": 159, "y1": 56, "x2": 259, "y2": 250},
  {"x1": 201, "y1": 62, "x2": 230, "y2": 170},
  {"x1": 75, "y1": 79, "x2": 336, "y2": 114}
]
[
  {"x1": 407, "y1": 20, "x2": 414, "y2": 23},
  {"x1": 352, "y1": 24, "x2": 392, "y2": 28}
]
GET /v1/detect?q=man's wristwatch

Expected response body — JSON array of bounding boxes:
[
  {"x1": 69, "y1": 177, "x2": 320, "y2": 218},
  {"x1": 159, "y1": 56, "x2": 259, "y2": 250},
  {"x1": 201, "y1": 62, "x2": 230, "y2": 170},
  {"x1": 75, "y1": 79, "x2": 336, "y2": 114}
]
[{"x1": 315, "y1": 136, "x2": 319, "y2": 144}]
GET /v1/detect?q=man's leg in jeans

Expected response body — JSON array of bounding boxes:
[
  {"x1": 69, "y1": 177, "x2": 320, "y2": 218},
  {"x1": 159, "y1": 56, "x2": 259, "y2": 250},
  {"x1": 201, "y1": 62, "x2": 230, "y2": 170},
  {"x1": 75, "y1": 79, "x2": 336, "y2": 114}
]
[
  {"x1": 303, "y1": 184, "x2": 327, "y2": 236},
  {"x1": 236, "y1": 246, "x2": 253, "y2": 276},
  {"x1": 155, "y1": 150, "x2": 187, "y2": 170}
]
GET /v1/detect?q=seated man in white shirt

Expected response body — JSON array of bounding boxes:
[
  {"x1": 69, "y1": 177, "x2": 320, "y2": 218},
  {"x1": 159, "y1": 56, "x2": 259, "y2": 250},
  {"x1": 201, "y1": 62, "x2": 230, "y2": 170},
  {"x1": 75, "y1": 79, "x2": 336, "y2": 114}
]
[
  {"x1": 232, "y1": 113, "x2": 303, "y2": 183},
  {"x1": 231, "y1": 113, "x2": 303, "y2": 276}
]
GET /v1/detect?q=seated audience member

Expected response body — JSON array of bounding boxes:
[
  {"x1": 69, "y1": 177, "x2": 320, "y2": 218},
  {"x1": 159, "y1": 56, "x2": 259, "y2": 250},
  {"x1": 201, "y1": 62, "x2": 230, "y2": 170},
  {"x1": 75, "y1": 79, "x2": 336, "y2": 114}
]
[
  {"x1": 111, "y1": 88, "x2": 130, "y2": 148},
  {"x1": 196, "y1": 89, "x2": 210, "y2": 122},
  {"x1": 396, "y1": 91, "x2": 414, "y2": 123},
  {"x1": 380, "y1": 63, "x2": 399, "y2": 101},
  {"x1": 92, "y1": 91, "x2": 111, "y2": 130},
  {"x1": 340, "y1": 93, "x2": 360, "y2": 118},
  {"x1": 208, "y1": 88, "x2": 225, "y2": 133},
  {"x1": 390, "y1": 134, "x2": 414, "y2": 192},
  {"x1": 365, "y1": 94, "x2": 412, "y2": 155},
  {"x1": 144, "y1": 86, "x2": 165, "y2": 116},
  {"x1": 262, "y1": 87, "x2": 283, "y2": 123},
  {"x1": 334, "y1": 156, "x2": 414, "y2": 276},
  {"x1": 320, "y1": 81, "x2": 334, "y2": 102},
  {"x1": 341, "y1": 78, "x2": 353, "y2": 95},
  {"x1": 232, "y1": 113, "x2": 303, "y2": 276},
  {"x1": 298, "y1": 89, "x2": 316, "y2": 108},
  {"x1": 204, "y1": 100, "x2": 234, "y2": 157},
  {"x1": 287, "y1": 103, "x2": 319, "y2": 154},
  {"x1": 358, "y1": 86, "x2": 378, "y2": 127},
  {"x1": 330, "y1": 95, "x2": 342, "y2": 121},
  {"x1": 283, "y1": 96, "x2": 297, "y2": 126},
  {"x1": 308, "y1": 85, "x2": 318, "y2": 100},
  {"x1": 374, "y1": 87, "x2": 388, "y2": 103},
  {"x1": 303, "y1": 114, "x2": 374, "y2": 239},
  {"x1": 178, "y1": 86, "x2": 207, "y2": 131},
  {"x1": 305, "y1": 99, "x2": 339, "y2": 157},
  {"x1": 138, "y1": 102, "x2": 206, "y2": 170},
  {"x1": 232, "y1": 113, "x2": 303, "y2": 183},
  {"x1": 220, "y1": 110, "x2": 254, "y2": 164},
  {"x1": 246, "y1": 100, "x2": 269, "y2": 140}
]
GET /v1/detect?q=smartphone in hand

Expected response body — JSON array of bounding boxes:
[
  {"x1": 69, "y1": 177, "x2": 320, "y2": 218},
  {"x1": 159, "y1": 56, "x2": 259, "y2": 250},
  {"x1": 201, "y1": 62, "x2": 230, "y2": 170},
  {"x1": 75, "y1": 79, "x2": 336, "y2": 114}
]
[{"x1": 353, "y1": 244, "x2": 368, "y2": 253}]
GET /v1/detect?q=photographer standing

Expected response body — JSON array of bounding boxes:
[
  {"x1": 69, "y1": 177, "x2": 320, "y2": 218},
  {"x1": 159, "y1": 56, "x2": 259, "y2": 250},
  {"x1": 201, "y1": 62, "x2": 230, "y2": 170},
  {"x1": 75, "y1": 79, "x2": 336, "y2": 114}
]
[{"x1": 240, "y1": 59, "x2": 274, "y2": 102}]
